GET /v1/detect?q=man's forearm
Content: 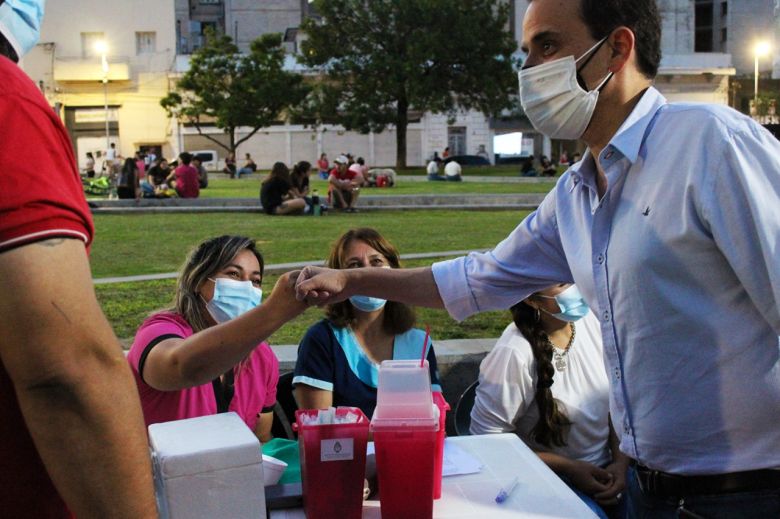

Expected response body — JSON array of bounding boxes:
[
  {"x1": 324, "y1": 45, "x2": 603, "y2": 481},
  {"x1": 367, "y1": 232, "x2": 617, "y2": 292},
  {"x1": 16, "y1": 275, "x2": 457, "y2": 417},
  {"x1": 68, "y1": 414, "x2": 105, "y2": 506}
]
[{"x1": 351, "y1": 266, "x2": 445, "y2": 309}]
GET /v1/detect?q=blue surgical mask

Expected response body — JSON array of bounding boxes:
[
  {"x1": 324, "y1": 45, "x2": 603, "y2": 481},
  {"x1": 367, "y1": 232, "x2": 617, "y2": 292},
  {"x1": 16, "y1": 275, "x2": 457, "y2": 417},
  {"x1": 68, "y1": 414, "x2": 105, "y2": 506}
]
[
  {"x1": 538, "y1": 285, "x2": 589, "y2": 322},
  {"x1": 0, "y1": 0, "x2": 45, "y2": 59},
  {"x1": 349, "y1": 295, "x2": 386, "y2": 312},
  {"x1": 205, "y1": 278, "x2": 262, "y2": 324}
]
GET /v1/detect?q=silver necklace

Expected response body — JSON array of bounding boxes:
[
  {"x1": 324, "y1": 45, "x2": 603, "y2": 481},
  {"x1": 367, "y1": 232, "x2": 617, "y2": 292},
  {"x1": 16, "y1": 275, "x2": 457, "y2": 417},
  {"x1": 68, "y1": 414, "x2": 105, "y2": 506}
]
[{"x1": 545, "y1": 323, "x2": 576, "y2": 372}]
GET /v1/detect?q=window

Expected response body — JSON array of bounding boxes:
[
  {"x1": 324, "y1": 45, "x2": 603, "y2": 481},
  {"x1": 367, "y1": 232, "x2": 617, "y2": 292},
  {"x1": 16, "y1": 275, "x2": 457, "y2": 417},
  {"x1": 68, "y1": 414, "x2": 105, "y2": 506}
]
[
  {"x1": 81, "y1": 32, "x2": 105, "y2": 58},
  {"x1": 694, "y1": 1, "x2": 714, "y2": 52},
  {"x1": 199, "y1": 0, "x2": 220, "y2": 4},
  {"x1": 136, "y1": 32, "x2": 156, "y2": 55}
]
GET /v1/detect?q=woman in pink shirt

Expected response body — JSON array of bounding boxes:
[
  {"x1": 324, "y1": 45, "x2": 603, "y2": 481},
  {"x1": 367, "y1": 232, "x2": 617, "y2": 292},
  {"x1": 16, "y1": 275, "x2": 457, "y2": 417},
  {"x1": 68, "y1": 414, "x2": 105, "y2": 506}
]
[{"x1": 127, "y1": 235, "x2": 308, "y2": 440}]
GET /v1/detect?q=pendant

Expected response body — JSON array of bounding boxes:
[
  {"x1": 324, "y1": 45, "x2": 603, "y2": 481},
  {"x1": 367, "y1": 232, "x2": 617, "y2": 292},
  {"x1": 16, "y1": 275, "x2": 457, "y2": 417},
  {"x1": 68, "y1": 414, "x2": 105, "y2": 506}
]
[{"x1": 554, "y1": 354, "x2": 567, "y2": 372}]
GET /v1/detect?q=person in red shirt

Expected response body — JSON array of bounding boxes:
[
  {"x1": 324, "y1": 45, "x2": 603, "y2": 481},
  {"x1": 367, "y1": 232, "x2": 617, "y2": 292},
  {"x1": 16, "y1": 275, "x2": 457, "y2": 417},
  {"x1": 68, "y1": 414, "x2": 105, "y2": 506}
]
[
  {"x1": 328, "y1": 155, "x2": 361, "y2": 212},
  {"x1": 170, "y1": 151, "x2": 200, "y2": 198},
  {"x1": 0, "y1": 8, "x2": 157, "y2": 518}
]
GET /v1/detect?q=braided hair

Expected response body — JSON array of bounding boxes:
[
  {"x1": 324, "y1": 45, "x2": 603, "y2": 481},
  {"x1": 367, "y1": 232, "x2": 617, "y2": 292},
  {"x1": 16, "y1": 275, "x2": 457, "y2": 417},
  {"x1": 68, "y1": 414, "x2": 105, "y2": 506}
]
[{"x1": 510, "y1": 300, "x2": 572, "y2": 448}]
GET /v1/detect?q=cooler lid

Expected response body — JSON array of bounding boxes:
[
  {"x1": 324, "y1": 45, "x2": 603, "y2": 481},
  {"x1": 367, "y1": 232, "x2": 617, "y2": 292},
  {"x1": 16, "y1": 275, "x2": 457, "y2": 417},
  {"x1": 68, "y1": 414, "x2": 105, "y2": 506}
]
[{"x1": 148, "y1": 412, "x2": 262, "y2": 478}]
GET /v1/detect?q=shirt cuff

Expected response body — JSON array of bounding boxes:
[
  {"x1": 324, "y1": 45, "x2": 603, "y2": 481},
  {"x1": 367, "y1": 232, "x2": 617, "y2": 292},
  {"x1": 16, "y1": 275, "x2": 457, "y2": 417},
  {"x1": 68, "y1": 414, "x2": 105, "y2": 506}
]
[
  {"x1": 431, "y1": 256, "x2": 479, "y2": 322},
  {"x1": 292, "y1": 375, "x2": 333, "y2": 392}
]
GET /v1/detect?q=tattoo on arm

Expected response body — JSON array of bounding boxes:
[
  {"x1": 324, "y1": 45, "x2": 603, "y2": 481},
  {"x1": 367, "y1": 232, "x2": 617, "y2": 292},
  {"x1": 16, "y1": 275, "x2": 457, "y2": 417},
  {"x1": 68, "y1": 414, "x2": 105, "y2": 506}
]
[{"x1": 34, "y1": 238, "x2": 67, "y2": 248}]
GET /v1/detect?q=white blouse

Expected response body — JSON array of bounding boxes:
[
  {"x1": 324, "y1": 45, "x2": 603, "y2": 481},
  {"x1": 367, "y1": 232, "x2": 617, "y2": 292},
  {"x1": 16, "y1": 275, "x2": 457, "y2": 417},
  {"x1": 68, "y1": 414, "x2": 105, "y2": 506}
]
[{"x1": 470, "y1": 312, "x2": 612, "y2": 467}]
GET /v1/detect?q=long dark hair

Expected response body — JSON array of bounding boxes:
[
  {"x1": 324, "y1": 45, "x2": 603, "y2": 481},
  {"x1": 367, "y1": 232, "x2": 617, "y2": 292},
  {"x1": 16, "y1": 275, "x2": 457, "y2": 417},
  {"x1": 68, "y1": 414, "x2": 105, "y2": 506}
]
[
  {"x1": 121, "y1": 157, "x2": 137, "y2": 185},
  {"x1": 0, "y1": 31, "x2": 18, "y2": 62},
  {"x1": 263, "y1": 161, "x2": 291, "y2": 185},
  {"x1": 291, "y1": 160, "x2": 311, "y2": 190},
  {"x1": 325, "y1": 228, "x2": 415, "y2": 334},
  {"x1": 510, "y1": 300, "x2": 571, "y2": 448}
]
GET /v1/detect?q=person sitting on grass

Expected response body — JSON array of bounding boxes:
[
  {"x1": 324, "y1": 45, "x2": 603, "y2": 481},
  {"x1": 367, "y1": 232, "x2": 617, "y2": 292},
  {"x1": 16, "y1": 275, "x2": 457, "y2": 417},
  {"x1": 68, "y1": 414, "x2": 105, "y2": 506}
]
[
  {"x1": 126, "y1": 235, "x2": 308, "y2": 441},
  {"x1": 290, "y1": 160, "x2": 312, "y2": 198},
  {"x1": 141, "y1": 157, "x2": 176, "y2": 198},
  {"x1": 443, "y1": 159, "x2": 463, "y2": 181},
  {"x1": 427, "y1": 157, "x2": 445, "y2": 181},
  {"x1": 192, "y1": 156, "x2": 209, "y2": 189},
  {"x1": 117, "y1": 157, "x2": 140, "y2": 200},
  {"x1": 167, "y1": 151, "x2": 200, "y2": 199},
  {"x1": 260, "y1": 161, "x2": 308, "y2": 215},
  {"x1": 237, "y1": 153, "x2": 257, "y2": 178},
  {"x1": 349, "y1": 157, "x2": 370, "y2": 187},
  {"x1": 223, "y1": 151, "x2": 237, "y2": 178},
  {"x1": 328, "y1": 155, "x2": 361, "y2": 212},
  {"x1": 293, "y1": 228, "x2": 442, "y2": 419},
  {"x1": 540, "y1": 155, "x2": 557, "y2": 177}
]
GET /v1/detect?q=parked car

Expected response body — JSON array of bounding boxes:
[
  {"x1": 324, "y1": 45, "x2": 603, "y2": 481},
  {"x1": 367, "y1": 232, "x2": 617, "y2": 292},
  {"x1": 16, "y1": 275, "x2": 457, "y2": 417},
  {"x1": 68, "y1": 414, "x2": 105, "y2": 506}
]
[
  {"x1": 442, "y1": 155, "x2": 490, "y2": 166},
  {"x1": 189, "y1": 149, "x2": 219, "y2": 171}
]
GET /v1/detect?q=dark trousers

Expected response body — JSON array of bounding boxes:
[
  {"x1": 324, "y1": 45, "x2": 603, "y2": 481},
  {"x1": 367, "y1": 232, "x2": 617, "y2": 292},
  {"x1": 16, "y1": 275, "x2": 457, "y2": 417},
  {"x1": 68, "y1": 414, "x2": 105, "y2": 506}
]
[{"x1": 625, "y1": 465, "x2": 780, "y2": 519}]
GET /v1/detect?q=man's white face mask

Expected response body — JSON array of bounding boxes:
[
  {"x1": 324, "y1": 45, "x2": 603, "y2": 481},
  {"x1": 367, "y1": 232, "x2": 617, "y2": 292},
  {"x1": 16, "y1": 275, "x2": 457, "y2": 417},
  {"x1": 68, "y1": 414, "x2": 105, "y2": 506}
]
[{"x1": 518, "y1": 37, "x2": 613, "y2": 140}]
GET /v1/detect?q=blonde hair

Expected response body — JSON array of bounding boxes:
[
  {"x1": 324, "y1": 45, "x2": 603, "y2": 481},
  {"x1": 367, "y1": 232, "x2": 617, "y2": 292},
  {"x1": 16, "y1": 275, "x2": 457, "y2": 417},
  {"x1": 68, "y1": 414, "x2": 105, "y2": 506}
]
[{"x1": 173, "y1": 235, "x2": 264, "y2": 332}]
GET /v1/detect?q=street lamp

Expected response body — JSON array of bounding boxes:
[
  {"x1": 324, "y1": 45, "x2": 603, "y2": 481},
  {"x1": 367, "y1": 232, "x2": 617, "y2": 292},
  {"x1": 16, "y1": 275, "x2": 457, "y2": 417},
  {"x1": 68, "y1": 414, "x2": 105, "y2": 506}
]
[
  {"x1": 94, "y1": 40, "x2": 110, "y2": 156},
  {"x1": 753, "y1": 40, "x2": 771, "y2": 108}
]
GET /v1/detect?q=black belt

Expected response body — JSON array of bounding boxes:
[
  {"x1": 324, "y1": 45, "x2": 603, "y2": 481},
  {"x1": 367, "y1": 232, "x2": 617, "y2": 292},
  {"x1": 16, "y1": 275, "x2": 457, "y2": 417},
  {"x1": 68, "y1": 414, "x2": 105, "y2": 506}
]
[{"x1": 635, "y1": 464, "x2": 780, "y2": 498}]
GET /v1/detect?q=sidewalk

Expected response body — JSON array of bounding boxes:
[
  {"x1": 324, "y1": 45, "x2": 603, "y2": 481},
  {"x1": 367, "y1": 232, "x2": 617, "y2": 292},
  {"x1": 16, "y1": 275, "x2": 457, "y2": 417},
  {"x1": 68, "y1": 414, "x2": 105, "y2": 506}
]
[
  {"x1": 87, "y1": 193, "x2": 546, "y2": 214},
  {"x1": 93, "y1": 249, "x2": 486, "y2": 284}
]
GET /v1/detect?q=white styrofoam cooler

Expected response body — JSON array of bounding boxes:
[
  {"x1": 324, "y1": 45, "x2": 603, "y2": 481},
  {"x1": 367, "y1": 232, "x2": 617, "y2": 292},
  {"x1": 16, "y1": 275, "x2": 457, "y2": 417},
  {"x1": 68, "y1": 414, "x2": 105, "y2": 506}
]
[{"x1": 148, "y1": 412, "x2": 266, "y2": 519}]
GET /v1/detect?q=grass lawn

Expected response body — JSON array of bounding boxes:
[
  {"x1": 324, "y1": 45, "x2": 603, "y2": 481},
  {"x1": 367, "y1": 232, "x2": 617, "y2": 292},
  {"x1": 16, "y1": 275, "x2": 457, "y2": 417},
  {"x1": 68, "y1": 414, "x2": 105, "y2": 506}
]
[
  {"x1": 91, "y1": 210, "x2": 529, "y2": 343},
  {"x1": 96, "y1": 260, "x2": 512, "y2": 346},
  {"x1": 197, "y1": 176, "x2": 555, "y2": 199},
  {"x1": 90, "y1": 209, "x2": 530, "y2": 278}
]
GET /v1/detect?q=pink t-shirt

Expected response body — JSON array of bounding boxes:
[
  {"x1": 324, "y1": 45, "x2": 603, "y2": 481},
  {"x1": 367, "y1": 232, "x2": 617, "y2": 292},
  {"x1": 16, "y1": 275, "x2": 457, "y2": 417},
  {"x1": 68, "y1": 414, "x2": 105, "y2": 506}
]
[{"x1": 127, "y1": 312, "x2": 279, "y2": 432}]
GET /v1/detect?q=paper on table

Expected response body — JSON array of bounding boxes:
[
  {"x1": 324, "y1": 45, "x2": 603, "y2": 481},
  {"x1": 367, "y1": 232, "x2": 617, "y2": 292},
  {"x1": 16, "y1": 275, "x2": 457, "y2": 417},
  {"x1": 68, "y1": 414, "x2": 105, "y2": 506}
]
[
  {"x1": 442, "y1": 439, "x2": 482, "y2": 477},
  {"x1": 366, "y1": 439, "x2": 482, "y2": 477}
]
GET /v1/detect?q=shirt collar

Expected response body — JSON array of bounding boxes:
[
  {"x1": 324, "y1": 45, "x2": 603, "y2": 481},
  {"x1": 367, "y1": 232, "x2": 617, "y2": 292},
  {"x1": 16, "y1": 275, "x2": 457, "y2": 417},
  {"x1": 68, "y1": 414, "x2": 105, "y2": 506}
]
[
  {"x1": 608, "y1": 86, "x2": 667, "y2": 163},
  {"x1": 568, "y1": 86, "x2": 667, "y2": 187}
]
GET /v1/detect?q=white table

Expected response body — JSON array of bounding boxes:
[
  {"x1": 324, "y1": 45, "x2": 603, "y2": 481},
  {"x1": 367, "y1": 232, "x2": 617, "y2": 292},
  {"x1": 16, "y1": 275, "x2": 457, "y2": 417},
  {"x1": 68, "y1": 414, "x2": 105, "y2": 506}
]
[{"x1": 270, "y1": 433, "x2": 598, "y2": 518}]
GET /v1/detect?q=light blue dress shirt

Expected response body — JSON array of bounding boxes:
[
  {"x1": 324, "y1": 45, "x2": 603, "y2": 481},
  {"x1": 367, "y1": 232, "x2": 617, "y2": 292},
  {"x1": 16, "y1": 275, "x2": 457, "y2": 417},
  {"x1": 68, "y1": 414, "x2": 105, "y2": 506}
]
[{"x1": 432, "y1": 87, "x2": 780, "y2": 475}]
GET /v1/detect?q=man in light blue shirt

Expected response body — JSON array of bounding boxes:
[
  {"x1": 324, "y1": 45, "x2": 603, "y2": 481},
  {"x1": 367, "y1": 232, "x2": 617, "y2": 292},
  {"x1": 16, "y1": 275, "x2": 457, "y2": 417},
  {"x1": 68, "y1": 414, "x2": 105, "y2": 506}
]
[{"x1": 295, "y1": 0, "x2": 780, "y2": 516}]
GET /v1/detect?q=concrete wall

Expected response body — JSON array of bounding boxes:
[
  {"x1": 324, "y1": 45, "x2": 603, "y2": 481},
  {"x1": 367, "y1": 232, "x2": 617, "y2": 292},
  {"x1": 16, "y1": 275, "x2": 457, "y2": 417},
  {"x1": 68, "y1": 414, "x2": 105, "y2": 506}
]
[
  {"x1": 423, "y1": 112, "x2": 493, "y2": 162},
  {"x1": 727, "y1": 0, "x2": 776, "y2": 75},
  {"x1": 181, "y1": 124, "x2": 425, "y2": 169},
  {"x1": 227, "y1": 0, "x2": 302, "y2": 52}
]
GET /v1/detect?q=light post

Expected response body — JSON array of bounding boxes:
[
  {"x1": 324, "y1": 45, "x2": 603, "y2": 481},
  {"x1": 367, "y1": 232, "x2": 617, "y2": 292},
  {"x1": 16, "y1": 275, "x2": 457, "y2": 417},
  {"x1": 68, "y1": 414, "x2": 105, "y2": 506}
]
[
  {"x1": 94, "y1": 40, "x2": 110, "y2": 155},
  {"x1": 753, "y1": 40, "x2": 771, "y2": 109}
]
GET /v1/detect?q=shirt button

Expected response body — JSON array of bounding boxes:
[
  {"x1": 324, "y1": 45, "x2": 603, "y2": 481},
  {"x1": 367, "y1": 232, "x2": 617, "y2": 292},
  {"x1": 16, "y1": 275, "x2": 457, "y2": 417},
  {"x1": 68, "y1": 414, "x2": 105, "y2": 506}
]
[
  {"x1": 614, "y1": 368, "x2": 621, "y2": 380},
  {"x1": 595, "y1": 254, "x2": 605, "y2": 264},
  {"x1": 623, "y1": 424, "x2": 630, "y2": 434},
  {"x1": 603, "y1": 310, "x2": 611, "y2": 322}
]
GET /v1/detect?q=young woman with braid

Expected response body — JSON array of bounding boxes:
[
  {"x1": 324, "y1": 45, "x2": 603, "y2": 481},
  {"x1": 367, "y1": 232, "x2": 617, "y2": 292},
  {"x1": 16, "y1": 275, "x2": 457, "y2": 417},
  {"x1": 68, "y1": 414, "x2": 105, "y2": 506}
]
[{"x1": 470, "y1": 284, "x2": 628, "y2": 518}]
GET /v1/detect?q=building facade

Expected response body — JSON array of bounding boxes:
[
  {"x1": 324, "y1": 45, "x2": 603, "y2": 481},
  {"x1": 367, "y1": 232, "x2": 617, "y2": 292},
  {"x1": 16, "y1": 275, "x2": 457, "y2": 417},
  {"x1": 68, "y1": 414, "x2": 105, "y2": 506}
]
[
  {"x1": 19, "y1": 1, "x2": 780, "y2": 170},
  {"x1": 21, "y1": 0, "x2": 176, "y2": 170}
]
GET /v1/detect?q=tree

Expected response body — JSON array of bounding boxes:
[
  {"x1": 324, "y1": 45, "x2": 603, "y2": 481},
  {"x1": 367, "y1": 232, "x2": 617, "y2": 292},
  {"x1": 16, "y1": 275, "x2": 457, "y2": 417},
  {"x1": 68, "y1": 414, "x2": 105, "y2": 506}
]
[
  {"x1": 300, "y1": 0, "x2": 518, "y2": 167},
  {"x1": 161, "y1": 32, "x2": 308, "y2": 159}
]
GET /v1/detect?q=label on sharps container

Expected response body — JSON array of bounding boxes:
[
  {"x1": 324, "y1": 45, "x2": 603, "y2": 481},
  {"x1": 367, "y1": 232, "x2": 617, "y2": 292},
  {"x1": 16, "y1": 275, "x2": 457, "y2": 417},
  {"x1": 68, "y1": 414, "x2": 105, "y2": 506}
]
[{"x1": 320, "y1": 438, "x2": 354, "y2": 462}]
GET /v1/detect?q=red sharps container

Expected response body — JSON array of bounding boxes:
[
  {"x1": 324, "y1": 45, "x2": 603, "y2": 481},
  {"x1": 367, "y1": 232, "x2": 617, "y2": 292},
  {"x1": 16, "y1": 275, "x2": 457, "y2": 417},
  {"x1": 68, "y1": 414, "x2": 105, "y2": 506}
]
[
  {"x1": 295, "y1": 407, "x2": 369, "y2": 519},
  {"x1": 371, "y1": 360, "x2": 439, "y2": 519}
]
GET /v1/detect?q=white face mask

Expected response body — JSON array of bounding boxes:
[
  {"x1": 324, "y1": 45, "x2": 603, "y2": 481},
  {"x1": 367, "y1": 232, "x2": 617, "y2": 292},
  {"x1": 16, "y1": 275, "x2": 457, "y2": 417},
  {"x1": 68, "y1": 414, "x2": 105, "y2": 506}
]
[
  {"x1": 518, "y1": 37, "x2": 613, "y2": 140},
  {"x1": 204, "y1": 278, "x2": 262, "y2": 324}
]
